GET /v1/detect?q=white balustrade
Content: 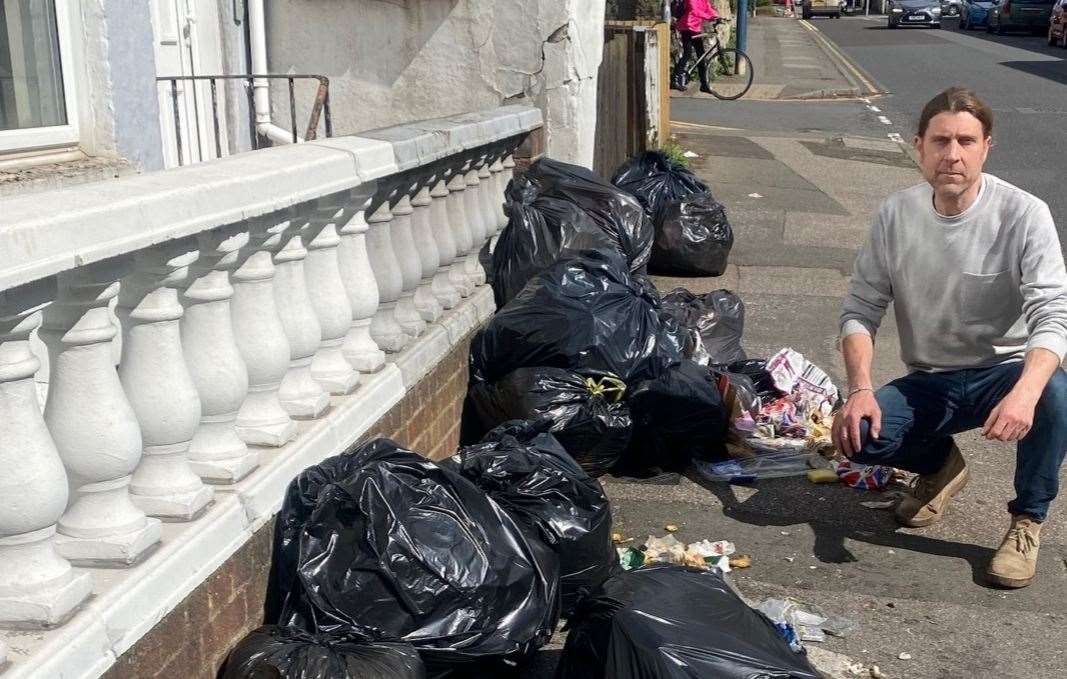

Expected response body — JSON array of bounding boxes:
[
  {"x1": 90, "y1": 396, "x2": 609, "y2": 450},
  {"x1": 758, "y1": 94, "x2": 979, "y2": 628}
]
[
  {"x1": 0, "y1": 282, "x2": 93, "y2": 627},
  {"x1": 336, "y1": 187, "x2": 387, "y2": 371},
  {"x1": 409, "y1": 181, "x2": 444, "y2": 323},
  {"x1": 40, "y1": 260, "x2": 162, "y2": 566},
  {"x1": 489, "y1": 152, "x2": 508, "y2": 232},
  {"x1": 426, "y1": 171, "x2": 461, "y2": 310},
  {"x1": 270, "y1": 209, "x2": 329, "y2": 419},
  {"x1": 445, "y1": 167, "x2": 476, "y2": 297},
  {"x1": 365, "y1": 198, "x2": 410, "y2": 353},
  {"x1": 305, "y1": 198, "x2": 361, "y2": 395},
  {"x1": 478, "y1": 156, "x2": 501, "y2": 239},
  {"x1": 117, "y1": 241, "x2": 214, "y2": 520},
  {"x1": 388, "y1": 187, "x2": 427, "y2": 339},
  {"x1": 462, "y1": 157, "x2": 489, "y2": 286},
  {"x1": 181, "y1": 226, "x2": 258, "y2": 484},
  {"x1": 231, "y1": 220, "x2": 298, "y2": 446}
]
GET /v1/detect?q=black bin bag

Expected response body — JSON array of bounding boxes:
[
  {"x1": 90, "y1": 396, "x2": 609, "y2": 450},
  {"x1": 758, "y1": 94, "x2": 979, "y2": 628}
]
[
  {"x1": 556, "y1": 565, "x2": 821, "y2": 679},
  {"x1": 451, "y1": 420, "x2": 620, "y2": 618},
  {"x1": 660, "y1": 288, "x2": 746, "y2": 366},
  {"x1": 512, "y1": 158, "x2": 654, "y2": 270},
  {"x1": 222, "y1": 626, "x2": 425, "y2": 679},
  {"x1": 651, "y1": 193, "x2": 734, "y2": 277},
  {"x1": 611, "y1": 150, "x2": 709, "y2": 225},
  {"x1": 463, "y1": 367, "x2": 632, "y2": 477},
  {"x1": 471, "y1": 249, "x2": 684, "y2": 386},
  {"x1": 273, "y1": 439, "x2": 560, "y2": 675},
  {"x1": 491, "y1": 175, "x2": 626, "y2": 308},
  {"x1": 625, "y1": 359, "x2": 729, "y2": 473}
]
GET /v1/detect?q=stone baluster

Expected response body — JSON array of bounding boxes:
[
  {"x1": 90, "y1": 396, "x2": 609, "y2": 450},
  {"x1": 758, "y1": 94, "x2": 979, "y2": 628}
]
[
  {"x1": 365, "y1": 195, "x2": 410, "y2": 353},
  {"x1": 426, "y1": 168, "x2": 461, "y2": 310},
  {"x1": 270, "y1": 208, "x2": 329, "y2": 419},
  {"x1": 444, "y1": 164, "x2": 475, "y2": 297},
  {"x1": 0, "y1": 282, "x2": 93, "y2": 626},
  {"x1": 336, "y1": 187, "x2": 386, "y2": 371},
  {"x1": 304, "y1": 198, "x2": 361, "y2": 395},
  {"x1": 489, "y1": 151, "x2": 509, "y2": 232},
  {"x1": 117, "y1": 241, "x2": 215, "y2": 520},
  {"x1": 40, "y1": 259, "x2": 162, "y2": 565},
  {"x1": 478, "y1": 153, "x2": 501, "y2": 239},
  {"x1": 502, "y1": 151, "x2": 517, "y2": 198},
  {"x1": 230, "y1": 219, "x2": 298, "y2": 446},
  {"x1": 181, "y1": 226, "x2": 258, "y2": 484},
  {"x1": 409, "y1": 177, "x2": 444, "y2": 323},
  {"x1": 388, "y1": 184, "x2": 427, "y2": 339},
  {"x1": 462, "y1": 155, "x2": 489, "y2": 286}
]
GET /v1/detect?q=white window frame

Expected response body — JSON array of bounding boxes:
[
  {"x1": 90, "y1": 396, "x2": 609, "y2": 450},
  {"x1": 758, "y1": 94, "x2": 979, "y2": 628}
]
[{"x1": 0, "y1": 0, "x2": 80, "y2": 154}]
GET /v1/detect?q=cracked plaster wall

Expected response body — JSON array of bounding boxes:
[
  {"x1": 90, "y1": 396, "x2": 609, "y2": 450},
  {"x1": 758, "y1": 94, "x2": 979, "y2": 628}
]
[{"x1": 266, "y1": 0, "x2": 606, "y2": 167}]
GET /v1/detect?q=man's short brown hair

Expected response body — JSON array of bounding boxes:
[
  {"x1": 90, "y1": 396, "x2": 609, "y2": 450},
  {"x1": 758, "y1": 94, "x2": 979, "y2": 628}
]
[{"x1": 917, "y1": 87, "x2": 993, "y2": 139}]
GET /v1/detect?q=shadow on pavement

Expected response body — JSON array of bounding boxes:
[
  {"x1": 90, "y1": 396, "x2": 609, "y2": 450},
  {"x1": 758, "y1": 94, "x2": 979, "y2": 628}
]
[{"x1": 687, "y1": 470, "x2": 999, "y2": 588}]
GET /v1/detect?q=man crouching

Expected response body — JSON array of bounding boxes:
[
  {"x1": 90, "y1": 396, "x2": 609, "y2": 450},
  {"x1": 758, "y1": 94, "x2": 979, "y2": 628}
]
[{"x1": 833, "y1": 87, "x2": 1067, "y2": 588}]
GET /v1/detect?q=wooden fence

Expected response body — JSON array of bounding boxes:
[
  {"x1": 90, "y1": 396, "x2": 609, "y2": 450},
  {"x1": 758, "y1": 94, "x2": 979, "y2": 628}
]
[{"x1": 593, "y1": 21, "x2": 671, "y2": 177}]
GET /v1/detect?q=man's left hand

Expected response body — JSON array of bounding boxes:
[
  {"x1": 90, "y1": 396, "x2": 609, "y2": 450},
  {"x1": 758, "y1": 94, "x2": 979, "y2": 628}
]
[{"x1": 983, "y1": 390, "x2": 1038, "y2": 442}]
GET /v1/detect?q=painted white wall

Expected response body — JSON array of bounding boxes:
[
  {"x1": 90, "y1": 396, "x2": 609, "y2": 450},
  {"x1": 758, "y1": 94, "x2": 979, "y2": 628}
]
[{"x1": 265, "y1": 0, "x2": 606, "y2": 167}]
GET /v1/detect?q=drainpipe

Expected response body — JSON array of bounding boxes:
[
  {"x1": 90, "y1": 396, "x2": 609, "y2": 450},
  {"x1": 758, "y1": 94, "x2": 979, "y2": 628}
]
[{"x1": 248, "y1": 0, "x2": 303, "y2": 144}]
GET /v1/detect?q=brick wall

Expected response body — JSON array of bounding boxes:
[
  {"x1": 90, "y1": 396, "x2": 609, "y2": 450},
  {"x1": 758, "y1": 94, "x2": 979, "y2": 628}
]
[{"x1": 100, "y1": 329, "x2": 476, "y2": 679}]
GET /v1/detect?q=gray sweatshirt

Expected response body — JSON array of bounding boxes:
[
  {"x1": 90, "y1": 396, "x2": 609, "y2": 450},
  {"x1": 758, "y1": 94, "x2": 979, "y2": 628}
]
[{"x1": 840, "y1": 174, "x2": 1067, "y2": 373}]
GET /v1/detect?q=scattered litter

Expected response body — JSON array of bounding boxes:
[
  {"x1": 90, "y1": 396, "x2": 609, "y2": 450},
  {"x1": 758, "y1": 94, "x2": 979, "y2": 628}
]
[
  {"x1": 682, "y1": 150, "x2": 699, "y2": 158},
  {"x1": 618, "y1": 546, "x2": 646, "y2": 571},
  {"x1": 665, "y1": 523, "x2": 679, "y2": 532},
  {"x1": 757, "y1": 598, "x2": 858, "y2": 652},
  {"x1": 861, "y1": 499, "x2": 896, "y2": 510},
  {"x1": 809, "y1": 565, "x2": 817, "y2": 570},
  {"x1": 848, "y1": 662, "x2": 868, "y2": 676},
  {"x1": 807, "y1": 468, "x2": 840, "y2": 484},
  {"x1": 837, "y1": 460, "x2": 892, "y2": 491},
  {"x1": 748, "y1": 192, "x2": 764, "y2": 198},
  {"x1": 869, "y1": 665, "x2": 885, "y2": 679},
  {"x1": 611, "y1": 532, "x2": 632, "y2": 544},
  {"x1": 898, "y1": 652, "x2": 912, "y2": 661},
  {"x1": 730, "y1": 554, "x2": 752, "y2": 569},
  {"x1": 785, "y1": 557, "x2": 795, "y2": 563},
  {"x1": 620, "y1": 534, "x2": 739, "y2": 574},
  {"x1": 780, "y1": 530, "x2": 791, "y2": 536}
]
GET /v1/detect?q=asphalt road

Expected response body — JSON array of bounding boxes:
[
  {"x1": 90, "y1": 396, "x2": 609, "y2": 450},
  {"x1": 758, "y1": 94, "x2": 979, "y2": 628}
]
[{"x1": 815, "y1": 14, "x2": 1067, "y2": 240}]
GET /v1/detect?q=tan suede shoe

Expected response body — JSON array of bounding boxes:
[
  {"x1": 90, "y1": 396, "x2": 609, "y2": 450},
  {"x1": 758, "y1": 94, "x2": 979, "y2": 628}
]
[
  {"x1": 987, "y1": 515, "x2": 1042, "y2": 588},
  {"x1": 894, "y1": 443, "x2": 969, "y2": 528}
]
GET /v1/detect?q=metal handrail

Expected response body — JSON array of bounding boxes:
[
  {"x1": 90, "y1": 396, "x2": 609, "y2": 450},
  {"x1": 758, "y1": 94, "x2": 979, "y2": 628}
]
[{"x1": 155, "y1": 74, "x2": 332, "y2": 166}]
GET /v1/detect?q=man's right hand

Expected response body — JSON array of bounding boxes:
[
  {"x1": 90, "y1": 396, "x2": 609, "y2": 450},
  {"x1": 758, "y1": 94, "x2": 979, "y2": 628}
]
[{"x1": 832, "y1": 390, "x2": 882, "y2": 458}]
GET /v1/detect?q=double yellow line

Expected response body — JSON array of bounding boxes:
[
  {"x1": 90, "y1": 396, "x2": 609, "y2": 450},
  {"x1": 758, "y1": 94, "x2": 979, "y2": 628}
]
[{"x1": 798, "y1": 19, "x2": 884, "y2": 96}]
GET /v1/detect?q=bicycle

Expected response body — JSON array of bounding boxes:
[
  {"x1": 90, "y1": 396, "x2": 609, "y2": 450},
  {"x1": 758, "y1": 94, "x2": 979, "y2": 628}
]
[{"x1": 674, "y1": 19, "x2": 754, "y2": 101}]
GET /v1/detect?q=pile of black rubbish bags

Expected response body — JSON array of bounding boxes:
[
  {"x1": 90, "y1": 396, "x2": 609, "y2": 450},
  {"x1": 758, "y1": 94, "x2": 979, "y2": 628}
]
[{"x1": 220, "y1": 155, "x2": 819, "y2": 679}]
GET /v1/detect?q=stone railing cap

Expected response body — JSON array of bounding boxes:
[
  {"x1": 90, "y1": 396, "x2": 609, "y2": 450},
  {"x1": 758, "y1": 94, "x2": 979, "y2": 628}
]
[{"x1": 357, "y1": 126, "x2": 451, "y2": 171}]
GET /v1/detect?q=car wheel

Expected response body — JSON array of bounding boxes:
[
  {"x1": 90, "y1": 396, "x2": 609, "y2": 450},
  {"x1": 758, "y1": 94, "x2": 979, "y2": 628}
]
[
  {"x1": 995, "y1": 21, "x2": 1006, "y2": 34},
  {"x1": 888, "y1": 18, "x2": 897, "y2": 28}
]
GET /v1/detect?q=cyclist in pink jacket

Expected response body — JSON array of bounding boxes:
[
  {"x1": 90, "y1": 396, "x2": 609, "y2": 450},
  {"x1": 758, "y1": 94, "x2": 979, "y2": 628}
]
[{"x1": 671, "y1": 0, "x2": 720, "y2": 93}]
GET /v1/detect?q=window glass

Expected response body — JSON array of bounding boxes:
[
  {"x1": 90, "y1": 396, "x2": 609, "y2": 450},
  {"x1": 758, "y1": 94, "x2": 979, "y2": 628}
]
[{"x1": 0, "y1": 0, "x2": 67, "y2": 131}]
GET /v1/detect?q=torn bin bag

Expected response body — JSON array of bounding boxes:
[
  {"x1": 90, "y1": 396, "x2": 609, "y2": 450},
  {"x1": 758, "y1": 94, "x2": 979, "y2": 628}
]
[
  {"x1": 650, "y1": 193, "x2": 734, "y2": 277},
  {"x1": 511, "y1": 158, "x2": 654, "y2": 271},
  {"x1": 463, "y1": 367, "x2": 632, "y2": 477},
  {"x1": 451, "y1": 420, "x2": 620, "y2": 618},
  {"x1": 470, "y1": 250, "x2": 684, "y2": 386},
  {"x1": 556, "y1": 565, "x2": 821, "y2": 679},
  {"x1": 275, "y1": 439, "x2": 560, "y2": 673},
  {"x1": 611, "y1": 151, "x2": 709, "y2": 226},
  {"x1": 221, "y1": 626, "x2": 425, "y2": 679},
  {"x1": 625, "y1": 360, "x2": 729, "y2": 473},
  {"x1": 661, "y1": 288, "x2": 746, "y2": 366}
]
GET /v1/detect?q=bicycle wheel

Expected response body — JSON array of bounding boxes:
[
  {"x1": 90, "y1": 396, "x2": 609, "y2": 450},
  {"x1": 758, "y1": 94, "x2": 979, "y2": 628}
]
[{"x1": 707, "y1": 48, "x2": 754, "y2": 101}]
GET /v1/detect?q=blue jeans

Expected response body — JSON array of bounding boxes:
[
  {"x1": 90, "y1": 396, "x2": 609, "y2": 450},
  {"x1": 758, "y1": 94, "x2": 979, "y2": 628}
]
[{"x1": 853, "y1": 362, "x2": 1067, "y2": 522}]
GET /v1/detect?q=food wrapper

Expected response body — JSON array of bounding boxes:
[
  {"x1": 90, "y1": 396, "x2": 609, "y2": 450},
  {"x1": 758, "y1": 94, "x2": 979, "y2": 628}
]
[{"x1": 835, "y1": 460, "x2": 892, "y2": 490}]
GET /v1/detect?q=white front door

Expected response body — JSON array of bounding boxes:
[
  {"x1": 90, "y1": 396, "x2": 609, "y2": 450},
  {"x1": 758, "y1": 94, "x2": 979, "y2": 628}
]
[{"x1": 150, "y1": 0, "x2": 227, "y2": 167}]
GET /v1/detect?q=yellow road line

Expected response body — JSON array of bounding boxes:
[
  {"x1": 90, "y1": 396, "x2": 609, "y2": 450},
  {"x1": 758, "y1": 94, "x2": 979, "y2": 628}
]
[{"x1": 798, "y1": 19, "x2": 882, "y2": 95}]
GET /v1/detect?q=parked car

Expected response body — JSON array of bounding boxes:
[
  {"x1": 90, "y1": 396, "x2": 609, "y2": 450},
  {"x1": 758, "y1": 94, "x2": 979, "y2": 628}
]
[
  {"x1": 888, "y1": 0, "x2": 943, "y2": 26},
  {"x1": 960, "y1": 0, "x2": 998, "y2": 28},
  {"x1": 1048, "y1": 0, "x2": 1067, "y2": 45},
  {"x1": 942, "y1": 0, "x2": 962, "y2": 16},
  {"x1": 987, "y1": 0, "x2": 1056, "y2": 34},
  {"x1": 801, "y1": 0, "x2": 843, "y2": 18}
]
